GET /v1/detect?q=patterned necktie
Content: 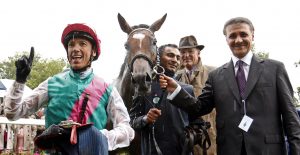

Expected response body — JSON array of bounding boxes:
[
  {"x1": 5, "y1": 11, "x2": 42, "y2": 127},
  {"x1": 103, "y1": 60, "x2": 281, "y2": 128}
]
[
  {"x1": 186, "y1": 70, "x2": 192, "y2": 80},
  {"x1": 236, "y1": 60, "x2": 246, "y2": 99}
]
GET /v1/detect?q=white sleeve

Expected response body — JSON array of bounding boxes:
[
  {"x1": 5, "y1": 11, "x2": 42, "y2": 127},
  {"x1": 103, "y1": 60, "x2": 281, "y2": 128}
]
[
  {"x1": 4, "y1": 79, "x2": 49, "y2": 120},
  {"x1": 167, "y1": 84, "x2": 182, "y2": 100},
  {"x1": 100, "y1": 87, "x2": 135, "y2": 151}
]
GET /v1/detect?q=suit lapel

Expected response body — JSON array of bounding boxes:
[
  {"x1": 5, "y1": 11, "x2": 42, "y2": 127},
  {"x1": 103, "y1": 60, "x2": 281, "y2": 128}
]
[
  {"x1": 189, "y1": 70, "x2": 199, "y2": 82},
  {"x1": 224, "y1": 60, "x2": 241, "y2": 102},
  {"x1": 244, "y1": 56, "x2": 263, "y2": 99}
]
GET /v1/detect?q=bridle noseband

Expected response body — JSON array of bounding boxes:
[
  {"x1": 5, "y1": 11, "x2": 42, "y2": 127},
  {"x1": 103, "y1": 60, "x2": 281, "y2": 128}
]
[{"x1": 129, "y1": 54, "x2": 154, "y2": 73}]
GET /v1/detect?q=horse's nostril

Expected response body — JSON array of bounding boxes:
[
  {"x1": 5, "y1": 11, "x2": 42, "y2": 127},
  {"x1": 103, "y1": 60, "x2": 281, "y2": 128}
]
[
  {"x1": 145, "y1": 72, "x2": 152, "y2": 82},
  {"x1": 131, "y1": 76, "x2": 137, "y2": 84}
]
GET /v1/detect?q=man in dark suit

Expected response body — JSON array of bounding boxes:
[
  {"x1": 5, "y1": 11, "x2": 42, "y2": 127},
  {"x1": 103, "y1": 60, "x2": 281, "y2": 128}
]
[
  {"x1": 129, "y1": 44, "x2": 195, "y2": 155},
  {"x1": 159, "y1": 17, "x2": 300, "y2": 155}
]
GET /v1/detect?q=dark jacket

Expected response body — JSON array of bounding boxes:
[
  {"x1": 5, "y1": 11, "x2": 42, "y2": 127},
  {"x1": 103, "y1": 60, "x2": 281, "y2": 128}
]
[
  {"x1": 130, "y1": 79, "x2": 194, "y2": 155},
  {"x1": 170, "y1": 56, "x2": 300, "y2": 155}
]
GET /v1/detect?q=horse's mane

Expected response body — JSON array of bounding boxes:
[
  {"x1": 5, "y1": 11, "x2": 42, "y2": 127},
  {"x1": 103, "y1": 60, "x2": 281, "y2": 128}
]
[{"x1": 117, "y1": 54, "x2": 129, "y2": 80}]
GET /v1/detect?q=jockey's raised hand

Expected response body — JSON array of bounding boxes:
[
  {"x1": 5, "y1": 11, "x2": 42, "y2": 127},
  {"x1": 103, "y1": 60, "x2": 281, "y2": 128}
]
[{"x1": 15, "y1": 47, "x2": 34, "y2": 83}]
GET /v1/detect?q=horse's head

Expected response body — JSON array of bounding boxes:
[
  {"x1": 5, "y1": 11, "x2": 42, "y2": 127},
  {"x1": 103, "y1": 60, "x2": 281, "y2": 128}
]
[{"x1": 118, "y1": 13, "x2": 167, "y2": 96}]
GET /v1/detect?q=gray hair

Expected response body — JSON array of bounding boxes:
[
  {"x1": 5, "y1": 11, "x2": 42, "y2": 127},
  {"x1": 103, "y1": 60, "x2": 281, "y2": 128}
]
[{"x1": 223, "y1": 17, "x2": 255, "y2": 35}]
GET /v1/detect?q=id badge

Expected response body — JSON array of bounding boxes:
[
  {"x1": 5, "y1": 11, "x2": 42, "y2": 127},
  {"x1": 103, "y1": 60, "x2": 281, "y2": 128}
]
[{"x1": 238, "y1": 115, "x2": 253, "y2": 132}]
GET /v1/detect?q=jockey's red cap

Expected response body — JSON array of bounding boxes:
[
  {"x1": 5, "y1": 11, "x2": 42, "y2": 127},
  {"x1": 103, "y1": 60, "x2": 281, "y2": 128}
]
[{"x1": 61, "y1": 23, "x2": 101, "y2": 61}]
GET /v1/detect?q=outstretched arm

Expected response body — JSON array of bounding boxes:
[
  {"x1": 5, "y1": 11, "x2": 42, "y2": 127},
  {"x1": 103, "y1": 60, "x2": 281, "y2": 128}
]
[
  {"x1": 159, "y1": 74, "x2": 215, "y2": 116},
  {"x1": 4, "y1": 47, "x2": 48, "y2": 120},
  {"x1": 4, "y1": 79, "x2": 49, "y2": 120}
]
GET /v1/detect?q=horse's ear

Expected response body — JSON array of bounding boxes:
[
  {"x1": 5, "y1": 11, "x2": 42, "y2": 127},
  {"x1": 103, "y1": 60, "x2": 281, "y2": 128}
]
[
  {"x1": 149, "y1": 13, "x2": 167, "y2": 33},
  {"x1": 118, "y1": 13, "x2": 133, "y2": 35}
]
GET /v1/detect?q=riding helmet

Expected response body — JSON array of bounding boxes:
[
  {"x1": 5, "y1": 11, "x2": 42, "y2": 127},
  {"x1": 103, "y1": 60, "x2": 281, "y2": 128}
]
[{"x1": 61, "y1": 23, "x2": 101, "y2": 61}]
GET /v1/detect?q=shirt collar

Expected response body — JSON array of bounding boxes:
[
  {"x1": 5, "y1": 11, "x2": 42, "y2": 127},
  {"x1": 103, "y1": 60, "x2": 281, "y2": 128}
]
[
  {"x1": 231, "y1": 51, "x2": 253, "y2": 66},
  {"x1": 70, "y1": 68, "x2": 93, "y2": 79},
  {"x1": 185, "y1": 59, "x2": 203, "y2": 73}
]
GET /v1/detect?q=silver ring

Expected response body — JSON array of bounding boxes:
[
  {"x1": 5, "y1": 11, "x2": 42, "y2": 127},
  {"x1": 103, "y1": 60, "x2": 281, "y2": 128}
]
[{"x1": 153, "y1": 65, "x2": 165, "y2": 75}]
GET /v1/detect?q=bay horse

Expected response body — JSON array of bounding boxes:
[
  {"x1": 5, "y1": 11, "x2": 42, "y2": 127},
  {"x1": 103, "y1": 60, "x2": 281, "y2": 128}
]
[
  {"x1": 113, "y1": 13, "x2": 167, "y2": 155},
  {"x1": 115, "y1": 13, "x2": 167, "y2": 110}
]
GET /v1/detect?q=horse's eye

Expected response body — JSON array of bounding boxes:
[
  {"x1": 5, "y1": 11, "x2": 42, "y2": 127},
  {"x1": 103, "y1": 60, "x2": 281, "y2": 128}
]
[{"x1": 124, "y1": 43, "x2": 129, "y2": 50}]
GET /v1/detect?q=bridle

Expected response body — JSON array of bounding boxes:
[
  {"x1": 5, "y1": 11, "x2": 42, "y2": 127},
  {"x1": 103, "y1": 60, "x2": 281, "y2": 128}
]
[
  {"x1": 129, "y1": 54, "x2": 154, "y2": 73},
  {"x1": 127, "y1": 28, "x2": 166, "y2": 155},
  {"x1": 153, "y1": 49, "x2": 165, "y2": 76},
  {"x1": 127, "y1": 28, "x2": 165, "y2": 77}
]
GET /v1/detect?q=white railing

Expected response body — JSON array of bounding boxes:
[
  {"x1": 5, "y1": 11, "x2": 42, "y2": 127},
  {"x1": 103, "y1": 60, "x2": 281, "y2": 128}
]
[{"x1": 0, "y1": 117, "x2": 45, "y2": 126}]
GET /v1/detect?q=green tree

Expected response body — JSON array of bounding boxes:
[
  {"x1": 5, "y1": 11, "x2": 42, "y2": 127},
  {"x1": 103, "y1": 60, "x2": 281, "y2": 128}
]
[
  {"x1": 0, "y1": 51, "x2": 67, "y2": 89},
  {"x1": 251, "y1": 43, "x2": 269, "y2": 59},
  {"x1": 28, "y1": 58, "x2": 67, "y2": 88},
  {"x1": 254, "y1": 51, "x2": 269, "y2": 60}
]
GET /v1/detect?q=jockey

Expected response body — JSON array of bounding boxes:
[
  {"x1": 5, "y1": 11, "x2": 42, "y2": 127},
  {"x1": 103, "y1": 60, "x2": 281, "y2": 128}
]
[{"x1": 4, "y1": 23, "x2": 134, "y2": 154}]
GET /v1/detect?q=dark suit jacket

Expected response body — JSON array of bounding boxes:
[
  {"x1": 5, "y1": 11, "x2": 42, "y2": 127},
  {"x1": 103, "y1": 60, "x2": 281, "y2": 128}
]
[
  {"x1": 170, "y1": 56, "x2": 300, "y2": 155},
  {"x1": 130, "y1": 80, "x2": 194, "y2": 155}
]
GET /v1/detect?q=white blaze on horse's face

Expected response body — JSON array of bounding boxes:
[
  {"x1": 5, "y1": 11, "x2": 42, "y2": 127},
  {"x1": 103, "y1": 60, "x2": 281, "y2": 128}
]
[
  {"x1": 125, "y1": 28, "x2": 155, "y2": 96},
  {"x1": 132, "y1": 33, "x2": 145, "y2": 48},
  {"x1": 117, "y1": 13, "x2": 167, "y2": 98}
]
